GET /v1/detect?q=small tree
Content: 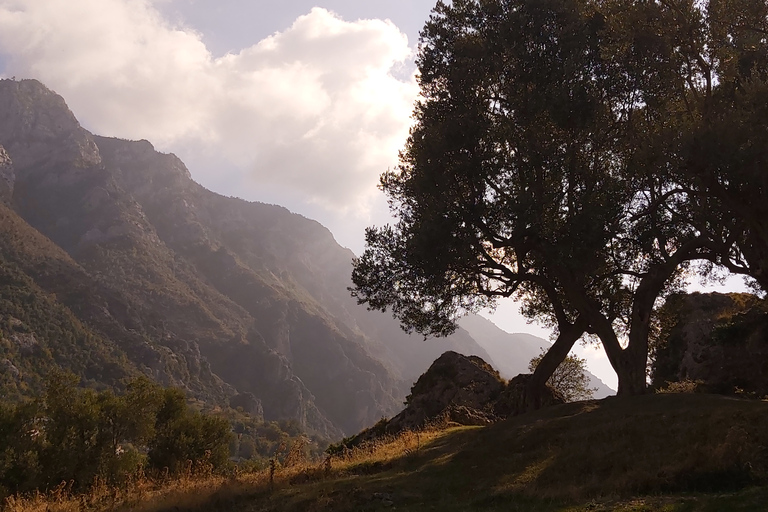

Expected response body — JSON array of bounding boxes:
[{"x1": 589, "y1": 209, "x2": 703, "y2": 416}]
[{"x1": 528, "y1": 351, "x2": 596, "y2": 402}]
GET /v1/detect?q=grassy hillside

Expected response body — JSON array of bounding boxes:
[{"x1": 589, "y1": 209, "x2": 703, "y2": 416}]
[
  {"x1": 238, "y1": 394, "x2": 768, "y2": 512},
  {"x1": 9, "y1": 393, "x2": 768, "y2": 511}
]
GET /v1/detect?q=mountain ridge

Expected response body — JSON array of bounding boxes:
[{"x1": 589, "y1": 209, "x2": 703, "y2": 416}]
[
  {"x1": 0, "y1": 78, "x2": 616, "y2": 440},
  {"x1": 0, "y1": 78, "x2": 509, "y2": 438}
]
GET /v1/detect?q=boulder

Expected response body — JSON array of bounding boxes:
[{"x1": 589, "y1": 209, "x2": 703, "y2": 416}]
[
  {"x1": 494, "y1": 374, "x2": 565, "y2": 418},
  {"x1": 336, "y1": 351, "x2": 564, "y2": 449}
]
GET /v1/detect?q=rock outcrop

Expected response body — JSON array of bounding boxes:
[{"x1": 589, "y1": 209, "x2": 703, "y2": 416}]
[
  {"x1": 652, "y1": 292, "x2": 768, "y2": 396},
  {"x1": 390, "y1": 351, "x2": 506, "y2": 431},
  {"x1": 340, "y1": 352, "x2": 564, "y2": 448},
  {"x1": 0, "y1": 146, "x2": 13, "y2": 204}
]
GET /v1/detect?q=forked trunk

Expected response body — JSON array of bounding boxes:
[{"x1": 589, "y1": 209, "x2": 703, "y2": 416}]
[{"x1": 590, "y1": 313, "x2": 648, "y2": 397}]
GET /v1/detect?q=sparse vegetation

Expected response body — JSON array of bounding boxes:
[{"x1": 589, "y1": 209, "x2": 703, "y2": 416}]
[
  {"x1": 655, "y1": 379, "x2": 706, "y2": 394},
  {"x1": 0, "y1": 254, "x2": 134, "y2": 401}
]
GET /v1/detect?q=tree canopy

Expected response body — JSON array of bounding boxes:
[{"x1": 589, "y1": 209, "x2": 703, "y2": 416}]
[
  {"x1": 351, "y1": 0, "x2": 768, "y2": 398},
  {"x1": 0, "y1": 372, "x2": 232, "y2": 498}
]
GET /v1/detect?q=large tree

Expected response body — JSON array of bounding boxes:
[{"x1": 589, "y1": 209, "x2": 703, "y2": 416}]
[
  {"x1": 614, "y1": 0, "x2": 768, "y2": 291},
  {"x1": 351, "y1": 0, "x2": 762, "y2": 399}
]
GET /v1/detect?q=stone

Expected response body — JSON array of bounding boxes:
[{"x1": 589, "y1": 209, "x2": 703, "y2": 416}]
[
  {"x1": 0, "y1": 145, "x2": 13, "y2": 204},
  {"x1": 652, "y1": 292, "x2": 768, "y2": 396}
]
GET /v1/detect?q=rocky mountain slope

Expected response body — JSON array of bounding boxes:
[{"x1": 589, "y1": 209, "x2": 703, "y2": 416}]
[
  {"x1": 0, "y1": 78, "x2": 505, "y2": 438},
  {"x1": 459, "y1": 315, "x2": 615, "y2": 399}
]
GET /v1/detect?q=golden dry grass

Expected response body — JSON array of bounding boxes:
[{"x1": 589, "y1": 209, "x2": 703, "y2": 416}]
[
  {"x1": 2, "y1": 427, "x2": 446, "y2": 512},
  {"x1": 5, "y1": 394, "x2": 768, "y2": 512}
]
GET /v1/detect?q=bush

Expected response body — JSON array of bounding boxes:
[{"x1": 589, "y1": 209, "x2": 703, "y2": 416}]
[
  {"x1": 528, "y1": 352, "x2": 596, "y2": 402},
  {"x1": 148, "y1": 388, "x2": 232, "y2": 474},
  {"x1": 0, "y1": 372, "x2": 232, "y2": 499}
]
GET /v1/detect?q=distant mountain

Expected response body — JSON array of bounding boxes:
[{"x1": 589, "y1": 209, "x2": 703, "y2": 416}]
[
  {"x1": 459, "y1": 314, "x2": 615, "y2": 399},
  {"x1": 0, "y1": 78, "x2": 496, "y2": 438}
]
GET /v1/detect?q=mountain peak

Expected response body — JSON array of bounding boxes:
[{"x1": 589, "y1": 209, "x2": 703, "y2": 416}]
[{"x1": 0, "y1": 78, "x2": 101, "y2": 171}]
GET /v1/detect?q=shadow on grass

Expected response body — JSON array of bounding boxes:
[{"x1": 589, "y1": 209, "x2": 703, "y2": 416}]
[{"x1": 151, "y1": 394, "x2": 768, "y2": 512}]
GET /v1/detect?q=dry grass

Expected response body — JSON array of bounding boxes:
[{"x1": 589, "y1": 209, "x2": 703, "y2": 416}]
[
  {"x1": 655, "y1": 379, "x2": 706, "y2": 394},
  {"x1": 1, "y1": 427, "x2": 447, "y2": 512},
  {"x1": 2, "y1": 465, "x2": 231, "y2": 512},
  {"x1": 5, "y1": 394, "x2": 768, "y2": 512}
]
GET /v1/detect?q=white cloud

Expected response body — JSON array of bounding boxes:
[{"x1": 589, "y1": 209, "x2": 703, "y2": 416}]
[{"x1": 0, "y1": 0, "x2": 418, "y2": 214}]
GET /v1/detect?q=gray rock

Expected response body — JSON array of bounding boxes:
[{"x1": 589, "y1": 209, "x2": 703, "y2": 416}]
[
  {"x1": 1, "y1": 358, "x2": 21, "y2": 381},
  {"x1": 389, "y1": 351, "x2": 505, "y2": 432},
  {"x1": 0, "y1": 145, "x2": 13, "y2": 204},
  {"x1": 11, "y1": 332, "x2": 39, "y2": 356},
  {"x1": 341, "y1": 351, "x2": 564, "y2": 448},
  {"x1": 0, "y1": 79, "x2": 101, "y2": 172}
]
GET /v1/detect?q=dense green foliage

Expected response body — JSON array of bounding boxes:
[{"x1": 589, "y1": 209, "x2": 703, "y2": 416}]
[
  {"x1": 0, "y1": 370, "x2": 329, "y2": 501},
  {"x1": 0, "y1": 373, "x2": 235, "y2": 499},
  {"x1": 622, "y1": 0, "x2": 768, "y2": 291},
  {"x1": 351, "y1": 0, "x2": 768, "y2": 397}
]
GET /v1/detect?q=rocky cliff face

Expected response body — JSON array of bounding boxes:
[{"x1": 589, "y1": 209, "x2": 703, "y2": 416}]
[
  {"x1": 652, "y1": 292, "x2": 768, "y2": 396},
  {"x1": 0, "y1": 79, "x2": 382, "y2": 437},
  {"x1": 0, "y1": 78, "x2": 511, "y2": 438}
]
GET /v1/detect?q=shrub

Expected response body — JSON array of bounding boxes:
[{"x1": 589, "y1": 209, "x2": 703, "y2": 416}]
[{"x1": 528, "y1": 351, "x2": 596, "y2": 402}]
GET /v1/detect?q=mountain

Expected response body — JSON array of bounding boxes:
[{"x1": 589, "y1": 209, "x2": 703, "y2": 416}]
[
  {"x1": 459, "y1": 314, "x2": 615, "y2": 399},
  {"x1": 0, "y1": 78, "x2": 500, "y2": 438}
]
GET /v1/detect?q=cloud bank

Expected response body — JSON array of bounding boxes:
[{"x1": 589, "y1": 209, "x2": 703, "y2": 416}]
[{"x1": 0, "y1": 0, "x2": 418, "y2": 214}]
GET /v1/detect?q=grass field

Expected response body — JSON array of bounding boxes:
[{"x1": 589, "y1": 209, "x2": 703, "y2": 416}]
[{"x1": 6, "y1": 393, "x2": 768, "y2": 511}]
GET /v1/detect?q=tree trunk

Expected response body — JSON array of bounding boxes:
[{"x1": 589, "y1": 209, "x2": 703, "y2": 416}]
[
  {"x1": 586, "y1": 311, "x2": 648, "y2": 396},
  {"x1": 525, "y1": 316, "x2": 586, "y2": 409},
  {"x1": 612, "y1": 350, "x2": 647, "y2": 396}
]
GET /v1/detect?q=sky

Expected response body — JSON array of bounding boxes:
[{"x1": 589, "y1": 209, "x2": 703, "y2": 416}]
[
  {"x1": 0, "y1": 0, "x2": 434, "y2": 251},
  {"x1": 0, "y1": 0, "x2": 753, "y2": 391}
]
